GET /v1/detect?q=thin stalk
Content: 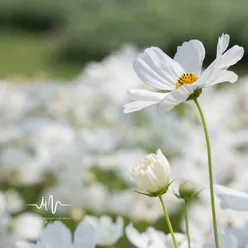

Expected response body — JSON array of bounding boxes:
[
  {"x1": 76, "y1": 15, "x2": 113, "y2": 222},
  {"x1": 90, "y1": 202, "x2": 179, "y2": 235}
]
[
  {"x1": 184, "y1": 200, "x2": 191, "y2": 248},
  {"x1": 194, "y1": 98, "x2": 220, "y2": 248},
  {"x1": 159, "y1": 195, "x2": 178, "y2": 248}
]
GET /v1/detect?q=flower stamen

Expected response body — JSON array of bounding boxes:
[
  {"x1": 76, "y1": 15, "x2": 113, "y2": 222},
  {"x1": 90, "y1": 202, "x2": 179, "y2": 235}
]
[{"x1": 176, "y1": 73, "x2": 198, "y2": 89}]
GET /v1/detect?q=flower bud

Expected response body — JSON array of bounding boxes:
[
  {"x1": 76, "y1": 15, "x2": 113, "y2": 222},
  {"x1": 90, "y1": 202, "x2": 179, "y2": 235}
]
[
  {"x1": 130, "y1": 149, "x2": 171, "y2": 197},
  {"x1": 178, "y1": 181, "x2": 196, "y2": 200}
]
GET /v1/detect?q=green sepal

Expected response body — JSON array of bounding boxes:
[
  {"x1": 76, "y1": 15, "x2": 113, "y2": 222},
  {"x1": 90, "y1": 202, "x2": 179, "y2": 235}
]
[
  {"x1": 186, "y1": 87, "x2": 202, "y2": 101},
  {"x1": 135, "y1": 180, "x2": 174, "y2": 198}
]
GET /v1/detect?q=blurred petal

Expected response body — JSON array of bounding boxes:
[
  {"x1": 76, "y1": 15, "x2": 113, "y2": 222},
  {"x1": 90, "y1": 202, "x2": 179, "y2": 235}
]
[
  {"x1": 74, "y1": 220, "x2": 96, "y2": 248},
  {"x1": 126, "y1": 224, "x2": 167, "y2": 248},
  {"x1": 16, "y1": 242, "x2": 37, "y2": 248},
  {"x1": 84, "y1": 215, "x2": 123, "y2": 246},
  {"x1": 203, "y1": 231, "x2": 238, "y2": 248},
  {"x1": 166, "y1": 233, "x2": 186, "y2": 247},
  {"x1": 126, "y1": 223, "x2": 149, "y2": 248},
  {"x1": 40, "y1": 221, "x2": 72, "y2": 247},
  {"x1": 227, "y1": 224, "x2": 248, "y2": 246},
  {"x1": 174, "y1": 40, "x2": 205, "y2": 75},
  {"x1": 214, "y1": 184, "x2": 248, "y2": 211}
]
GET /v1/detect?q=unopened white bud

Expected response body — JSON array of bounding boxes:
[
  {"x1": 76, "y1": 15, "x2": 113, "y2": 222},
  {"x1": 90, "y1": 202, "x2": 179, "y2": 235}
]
[{"x1": 130, "y1": 149, "x2": 171, "y2": 197}]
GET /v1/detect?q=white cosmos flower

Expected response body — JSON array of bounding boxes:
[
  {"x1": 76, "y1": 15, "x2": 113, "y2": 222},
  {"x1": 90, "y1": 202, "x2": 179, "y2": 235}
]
[
  {"x1": 214, "y1": 184, "x2": 248, "y2": 211},
  {"x1": 130, "y1": 149, "x2": 171, "y2": 196},
  {"x1": 124, "y1": 34, "x2": 244, "y2": 113}
]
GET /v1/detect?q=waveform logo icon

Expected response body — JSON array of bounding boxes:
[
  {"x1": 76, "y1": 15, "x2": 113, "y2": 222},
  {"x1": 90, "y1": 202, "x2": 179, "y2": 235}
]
[{"x1": 26, "y1": 195, "x2": 73, "y2": 214}]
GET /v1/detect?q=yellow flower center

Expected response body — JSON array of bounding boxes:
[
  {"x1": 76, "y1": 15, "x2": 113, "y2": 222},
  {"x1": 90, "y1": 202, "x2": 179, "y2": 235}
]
[{"x1": 176, "y1": 73, "x2": 198, "y2": 89}]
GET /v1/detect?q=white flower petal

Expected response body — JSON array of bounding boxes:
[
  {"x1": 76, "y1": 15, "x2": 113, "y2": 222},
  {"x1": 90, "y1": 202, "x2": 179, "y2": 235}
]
[
  {"x1": 15, "y1": 213, "x2": 43, "y2": 241},
  {"x1": 74, "y1": 220, "x2": 96, "y2": 248},
  {"x1": 84, "y1": 215, "x2": 123, "y2": 246},
  {"x1": 128, "y1": 89, "x2": 167, "y2": 101},
  {"x1": 174, "y1": 40, "x2": 205, "y2": 75},
  {"x1": 166, "y1": 233, "x2": 186, "y2": 247},
  {"x1": 40, "y1": 221, "x2": 72, "y2": 247},
  {"x1": 124, "y1": 89, "x2": 167, "y2": 113},
  {"x1": 200, "y1": 34, "x2": 242, "y2": 87},
  {"x1": 126, "y1": 224, "x2": 167, "y2": 248},
  {"x1": 220, "y1": 45, "x2": 244, "y2": 70},
  {"x1": 124, "y1": 101, "x2": 158, "y2": 113},
  {"x1": 159, "y1": 84, "x2": 196, "y2": 113},
  {"x1": 204, "y1": 70, "x2": 238, "y2": 87},
  {"x1": 214, "y1": 184, "x2": 248, "y2": 211},
  {"x1": 146, "y1": 228, "x2": 167, "y2": 248},
  {"x1": 227, "y1": 224, "x2": 248, "y2": 247},
  {"x1": 16, "y1": 242, "x2": 37, "y2": 248},
  {"x1": 217, "y1": 33, "x2": 230, "y2": 56},
  {"x1": 156, "y1": 149, "x2": 170, "y2": 171},
  {"x1": 125, "y1": 223, "x2": 150, "y2": 248},
  {"x1": 203, "y1": 231, "x2": 238, "y2": 248},
  {"x1": 133, "y1": 47, "x2": 184, "y2": 90}
]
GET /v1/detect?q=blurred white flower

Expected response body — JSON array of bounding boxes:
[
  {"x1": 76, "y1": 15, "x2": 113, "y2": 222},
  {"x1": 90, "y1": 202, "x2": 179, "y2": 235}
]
[
  {"x1": 0, "y1": 213, "x2": 14, "y2": 248},
  {"x1": 126, "y1": 226, "x2": 199, "y2": 248},
  {"x1": 214, "y1": 184, "x2": 248, "y2": 211},
  {"x1": 125, "y1": 223, "x2": 167, "y2": 248},
  {"x1": 82, "y1": 128, "x2": 119, "y2": 152},
  {"x1": 130, "y1": 149, "x2": 171, "y2": 196},
  {"x1": 16, "y1": 220, "x2": 96, "y2": 248},
  {"x1": 77, "y1": 44, "x2": 140, "y2": 105},
  {"x1": 166, "y1": 232, "x2": 187, "y2": 248},
  {"x1": 4, "y1": 190, "x2": 24, "y2": 213},
  {"x1": 0, "y1": 190, "x2": 24, "y2": 217},
  {"x1": 84, "y1": 215, "x2": 124, "y2": 246},
  {"x1": 82, "y1": 184, "x2": 109, "y2": 213},
  {"x1": 185, "y1": 189, "x2": 248, "y2": 246},
  {"x1": 14, "y1": 213, "x2": 44, "y2": 241},
  {"x1": 124, "y1": 34, "x2": 244, "y2": 113},
  {"x1": 203, "y1": 231, "x2": 238, "y2": 248},
  {"x1": 129, "y1": 193, "x2": 164, "y2": 221},
  {"x1": 94, "y1": 149, "x2": 146, "y2": 185}
]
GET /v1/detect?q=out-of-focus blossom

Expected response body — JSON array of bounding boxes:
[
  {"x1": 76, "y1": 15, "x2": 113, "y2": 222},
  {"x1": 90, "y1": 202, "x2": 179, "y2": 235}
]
[
  {"x1": 214, "y1": 184, "x2": 248, "y2": 211},
  {"x1": 16, "y1": 220, "x2": 96, "y2": 248},
  {"x1": 0, "y1": 190, "x2": 24, "y2": 214},
  {"x1": 4, "y1": 190, "x2": 24, "y2": 213},
  {"x1": 203, "y1": 231, "x2": 238, "y2": 248},
  {"x1": 84, "y1": 215, "x2": 124, "y2": 246},
  {"x1": 185, "y1": 189, "x2": 248, "y2": 246},
  {"x1": 125, "y1": 223, "x2": 167, "y2": 248},
  {"x1": 14, "y1": 213, "x2": 44, "y2": 241}
]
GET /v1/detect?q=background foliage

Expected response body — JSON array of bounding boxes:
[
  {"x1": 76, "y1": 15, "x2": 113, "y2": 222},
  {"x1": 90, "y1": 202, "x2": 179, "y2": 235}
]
[{"x1": 0, "y1": 0, "x2": 248, "y2": 65}]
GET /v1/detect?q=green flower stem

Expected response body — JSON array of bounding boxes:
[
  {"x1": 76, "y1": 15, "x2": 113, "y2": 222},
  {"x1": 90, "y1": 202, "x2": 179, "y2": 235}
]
[
  {"x1": 159, "y1": 195, "x2": 178, "y2": 248},
  {"x1": 184, "y1": 200, "x2": 191, "y2": 248},
  {"x1": 194, "y1": 98, "x2": 220, "y2": 248}
]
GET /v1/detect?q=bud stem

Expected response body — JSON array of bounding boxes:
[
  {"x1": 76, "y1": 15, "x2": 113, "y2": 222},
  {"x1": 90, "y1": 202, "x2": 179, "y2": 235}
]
[
  {"x1": 193, "y1": 98, "x2": 220, "y2": 248},
  {"x1": 159, "y1": 195, "x2": 178, "y2": 248},
  {"x1": 184, "y1": 200, "x2": 191, "y2": 248}
]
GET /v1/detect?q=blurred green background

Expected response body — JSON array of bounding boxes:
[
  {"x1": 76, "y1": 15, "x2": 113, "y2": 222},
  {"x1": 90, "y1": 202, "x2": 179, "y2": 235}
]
[{"x1": 0, "y1": 0, "x2": 248, "y2": 79}]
